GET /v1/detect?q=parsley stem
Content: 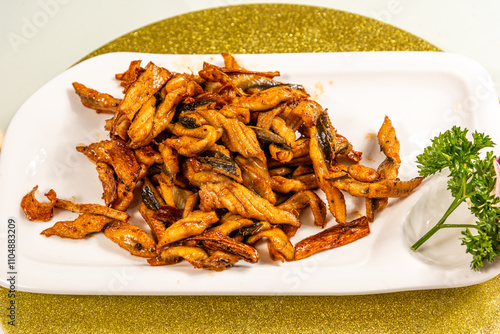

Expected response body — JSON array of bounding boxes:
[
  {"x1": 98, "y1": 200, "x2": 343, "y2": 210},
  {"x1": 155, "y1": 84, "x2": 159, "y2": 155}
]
[
  {"x1": 440, "y1": 224, "x2": 478, "y2": 229},
  {"x1": 412, "y1": 127, "x2": 498, "y2": 269},
  {"x1": 411, "y1": 185, "x2": 466, "y2": 251}
]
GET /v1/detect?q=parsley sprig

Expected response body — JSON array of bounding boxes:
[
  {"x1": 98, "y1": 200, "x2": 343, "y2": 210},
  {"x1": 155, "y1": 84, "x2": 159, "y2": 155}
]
[{"x1": 411, "y1": 126, "x2": 500, "y2": 270}]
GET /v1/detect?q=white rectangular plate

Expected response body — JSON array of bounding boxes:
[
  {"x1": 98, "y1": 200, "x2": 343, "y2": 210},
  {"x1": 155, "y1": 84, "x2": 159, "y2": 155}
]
[{"x1": 1, "y1": 52, "x2": 500, "y2": 295}]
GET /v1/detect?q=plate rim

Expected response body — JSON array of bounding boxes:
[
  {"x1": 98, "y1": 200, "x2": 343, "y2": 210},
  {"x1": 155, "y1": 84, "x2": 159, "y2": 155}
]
[{"x1": 1, "y1": 51, "x2": 499, "y2": 295}]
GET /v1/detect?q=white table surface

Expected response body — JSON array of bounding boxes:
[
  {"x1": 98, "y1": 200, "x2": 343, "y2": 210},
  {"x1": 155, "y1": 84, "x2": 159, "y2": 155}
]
[{"x1": 0, "y1": 1, "x2": 499, "y2": 333}]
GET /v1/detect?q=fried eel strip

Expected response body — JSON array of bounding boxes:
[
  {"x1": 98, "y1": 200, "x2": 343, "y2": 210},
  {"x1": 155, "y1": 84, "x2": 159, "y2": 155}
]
[
  {"x1": 198, "y1": 155, "x2": 243, "y2": 183},
  {"x1": 210, "y1": 216, "x2": 254, "y2": 236},
  {"x1": 269, "y1": 143, "x2": 293, "y2": 163},
  {"x1": 20, "y1": 186, "x2": 56, "y2": 221},
  {"x1": 190, "y1": 171, "x2": 301, "y2": 227},
  {"x1": 77, "y1": 138, "x2": 140, "y2": 210},
  {"x1": 127, "y1": 95, "x2": 157, "y2": 146},
  {"x1": 148, "y1": 246, "x2": 239, "y2": 271},
  {"x1": 54, "y1": 198, "x2": 130, "y2": 222},
  {"x1": 309, "y1": 125, "x2": 346, "y2": 223},
  {"x1": 278, "y1": 190, "x2": 327, "y2": 228},
  {"x1": 364, "y1": 115, "x2": 402, "y2": 221},
  {"x1": 148, "y1": 246, "x2": 206, "y2": 266},
  {"x1": 76, "y1": 138, "x2": 140, "y2": 186},
  {"x1": 271, "y1": 116, "x2": 296, "y2": 148},
  {"x1": 286, "y1": 99, "x2": 323, "y2": 130},
  {"x1": 270, "y1": 175, "x2": 307, "y2": 193},
  {"x1": 139, "y1": 202, "x2": 167, "y2": 243},
  {"x1": 115, "y1": 60, "x2": 145, "y2": 92},
  {"x1": 199, "y1": 62, "x2": 247, "y2": 97},
  {"x1": 95, "y1": 162, "x2": 118, "y2": 206},
  {"x1": 156, "y1": 210, "x2": 219, "y2": 249},
  {"x1": 190, "y1": 230, "x2": 259, "y2": 263},
  {"x1": 235, "y1": 155, "x2": 275, "y2": 204},
  {"x1": 235, "y1": 86, "x2": 308, "y2": 111},
  {"x1": 193, "y1": 251, "x2": 240, "y2": 271},
  {"x1": 103, "y1": 221, "x2": 156, "y2": 258},
  {"x1": 72, "y1": 82, "x2": 121, "y2": 114},
  {"x1": 41, "y1": 214, "x2": 112, "y2": 239},
  {"x1": 331, "y1": 176, "x2": 424, "y2": 198},
  {"x1": 294, "y1": 216, "x2": 370, "y2": 261},
  {"x1": 198, "y1": 108, "x2": 266, "y2": 163},
  {"x1": 129, "y1": 81, "x2": 204, "y2": 149},
  {"x1": 348, "y1": 164, "x2": 380, "y2": 183},
  {"x1": 118, "y1": 61, "x2": 172, "y2": 121},
  {"x1": 377, "y1": 115, "x2": 401, "y2": 179},
  {"x1": 246, "y1": 228, "x2": 295, "y2": 262},
  {"x1": 164, "y1": 124, "x2": 220, "y2": 157}
]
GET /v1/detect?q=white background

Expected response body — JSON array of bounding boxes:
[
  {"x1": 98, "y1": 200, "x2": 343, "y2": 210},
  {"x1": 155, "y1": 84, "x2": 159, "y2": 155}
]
[
  {"x1": 1, "y1": 0, "x2": 499, "y2": 140},
  {"x1": 0, "y1": 0, "x2": 499, "y2": 332}
]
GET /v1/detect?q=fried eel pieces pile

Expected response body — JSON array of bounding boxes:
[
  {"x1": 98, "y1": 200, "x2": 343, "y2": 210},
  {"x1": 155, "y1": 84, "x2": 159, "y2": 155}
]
[{"x1": 20, "y1": 54, "x2": 423, "y2": 271}]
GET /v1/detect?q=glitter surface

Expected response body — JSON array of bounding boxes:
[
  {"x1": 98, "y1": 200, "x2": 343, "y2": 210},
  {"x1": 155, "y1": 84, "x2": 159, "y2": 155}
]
[
  {"x1": 82, "y1": 4, "x2": 440, "y2": 59},
  {"x1": 2, "y1": 4, "x2": 499, "y2": 334}
]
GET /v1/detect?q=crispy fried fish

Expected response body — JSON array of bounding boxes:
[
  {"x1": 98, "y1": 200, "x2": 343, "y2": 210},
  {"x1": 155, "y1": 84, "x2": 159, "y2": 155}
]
[
  {"x1": 294, "y1": 216, "x2": 370, "y2": 261},
  {"x1": 156, "y1": 210, "x2": 219, "y2": 250},
  {"x1": 191, "y1": 171, "x2": 301, "y2": 227},
  {"x1": 246, "y1": 228, "x2": 295, "y2": 262},
  {"x1": 331, "y1": 176, "x2": 424, "y2": 198},
  {"x1": 103, "y1": 220, "x2": 156, "y2": 258},
  {"x1": 309, "y1": 124, "x2": 346, "y2": 223},
  {"x1": 41, "y1": 214, "x2": 112, "y2": 239},
  {"x1": 234, "y1": 86, "x2": 308, "y2": 111},
  {"x1": 197, "y1": 108, "x2": 266, "y2": 163},
  {"x1": 72, "y1": 82, "x2": 121, "y2": 114},
  {"x1": 190, "y1": 230, "x2": 259, "y2": 263},
  {"x1": 20, "y1": 186, "x2": 56, "y2": 222},
  {"x1": 277, "y1": 190, "x2": 327, "y2": 228},
  {"x1": 21, "y1": 54, "x2": 426, "y2": 272},
  {"x1": 54, "y1": 198, "x2": 130, "y2": 222},
  {"x1": 377, "y1": 115, "x2": 401, "y2": 179},
  {"x1": 76, "y1": 137, "x2": 140, "y2": 186},
  {"x1": 95, "y1": 162, "x2": 117, "y2": 206},
  {"x1": 118, "y1": 61, "x2": 172, "y2": 121}
]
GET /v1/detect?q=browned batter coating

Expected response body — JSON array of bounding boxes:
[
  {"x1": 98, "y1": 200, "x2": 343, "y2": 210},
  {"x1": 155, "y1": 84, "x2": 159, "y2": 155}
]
[
  {"x1": 20, "y1": 186, "x2": 56, "y2": 222},
  {"x1": 118, "y1": 61, "x2": 172, "y2": 121},
  {"x1": 294, "y1": 217, "x2": 370, "y2": 261},
  {"x1": 72, "y1": 82, "x2": 121, "y2": 114},
  {"x1": 103, "y1": 221, "x2": 156, "y2": 258},
  {"x1": 41, "y1": 214, "x2": 112, "y2": 239},
  {"x1": 20, "y1": 54, "x2": 424, "y2": 271}
]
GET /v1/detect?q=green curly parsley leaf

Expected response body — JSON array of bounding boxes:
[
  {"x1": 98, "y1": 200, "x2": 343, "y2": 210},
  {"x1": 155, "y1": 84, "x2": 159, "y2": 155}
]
[{"x1": 411, "y1": 126, "x2": 500, "y2": 270}]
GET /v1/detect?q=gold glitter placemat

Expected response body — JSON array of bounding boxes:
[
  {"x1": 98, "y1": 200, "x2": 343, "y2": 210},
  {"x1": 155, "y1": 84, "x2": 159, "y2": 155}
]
[
  {"x1": 2, "y1": 4, "x2": 499, "y2": 334},
  {"x1": 83, "y1": 4, "x2": 440, "y2": 58}
]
